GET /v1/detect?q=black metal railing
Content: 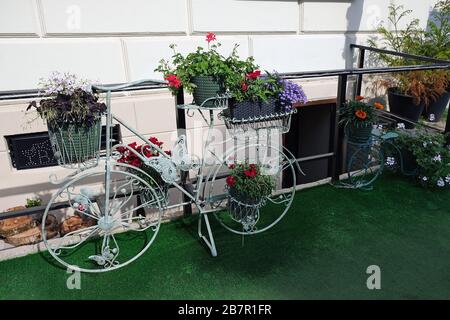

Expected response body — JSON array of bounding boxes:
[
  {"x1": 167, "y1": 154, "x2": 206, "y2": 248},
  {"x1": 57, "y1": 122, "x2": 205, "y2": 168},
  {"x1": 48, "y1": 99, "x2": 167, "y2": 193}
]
[{"x1": 0, "y1": 44, "x2": 449, "y2": 220}]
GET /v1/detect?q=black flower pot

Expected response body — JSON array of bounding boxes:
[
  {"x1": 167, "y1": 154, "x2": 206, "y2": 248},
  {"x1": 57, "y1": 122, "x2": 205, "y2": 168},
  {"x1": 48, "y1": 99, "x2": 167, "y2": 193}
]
[
  {"x1": 191, "y1": 76, "x2": 225, "y2": 108},
  {"x1": 347, "y1": 124, "x2": 373, "y2": 144},
  {"x1": 227, "y1": 98, "x2": 280, "y2": 120},
  {"x1": 387, "y1": 87, "x2": 425, "y2": 129},
  {"x1": 422, "y1": 90, "x2": 450, "y2": 122},
  {"x1": 398, "y1": 147, "x2": 419, "y2": 175}
]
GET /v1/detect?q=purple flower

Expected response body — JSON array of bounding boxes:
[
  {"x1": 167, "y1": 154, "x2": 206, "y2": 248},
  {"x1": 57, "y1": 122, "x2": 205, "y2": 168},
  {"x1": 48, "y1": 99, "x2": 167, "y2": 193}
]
[{"x1": 278, "y1": 80, "x2": 307, "y2": 111}]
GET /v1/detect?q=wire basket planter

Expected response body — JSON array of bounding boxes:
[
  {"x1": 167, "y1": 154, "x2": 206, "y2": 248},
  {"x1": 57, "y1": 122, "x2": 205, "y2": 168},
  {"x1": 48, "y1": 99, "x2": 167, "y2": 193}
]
[
  {"x1": 140, "y1": 184, "x2": 169, "y2": 208},
  {"x1": 228, "y1": 195, "x2": 265, "y2": 233},
  {"x1": 220, "y1": 109, "x2": 296, "y2": 134},
  {"x1": 47, "y1": 118, "x2": 102, "y2": 170}
]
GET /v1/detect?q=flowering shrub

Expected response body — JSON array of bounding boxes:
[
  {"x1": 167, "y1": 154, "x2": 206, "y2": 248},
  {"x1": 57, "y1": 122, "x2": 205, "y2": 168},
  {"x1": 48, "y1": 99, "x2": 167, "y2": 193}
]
[
  {"x1": 226, "y1": 163, "x2": 275, "y2": 201},
  {"x1": 339, "y1": 96, "x2": 382, "y2": 128},
  {"x1": 230, "y1": 71, "x2": 307, "y2": 110},
  {"x1": 385, "y1": 127, "x2": 450, "y2": 188},
  {"x1": 230, "y1": 70, "x2": 281, "y2": 103},
  {"x1": 27, "y1": 71, "x2": 106, "y2": 126},
  {"x1": 155, "y1": 32, "x2": 256, "y2": 95},
  {"x1": 278, "y1": 79, "x2": 308, "y2": 110},
  {"x1": 116, "y1": 137, "x2": 171, "y2": 187}
]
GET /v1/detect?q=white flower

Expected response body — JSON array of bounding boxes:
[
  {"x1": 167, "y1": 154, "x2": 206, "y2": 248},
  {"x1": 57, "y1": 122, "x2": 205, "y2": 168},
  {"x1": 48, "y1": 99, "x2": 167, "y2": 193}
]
[
  {"x1": 445, "y1": 175, "x2": 450, "y2": 184},
  {"x1": 429, "y1": 114, "x2": 435, "y2": 121},
  {"x1": 423, "y1": 142, "x2": 428, "y2": 147},
  {"x1": 397, "y1": 123, "x2": 405, "y2": 129},
  {"x1": 432, "y1": 154, "x2": 442, "y2": 162},
  {"x1": 422, "y1": 176, "x2": 428, "y2": 182},
  {"x1": 437, "y1": 178, "x2": 445, "y2": 187},
  {"x1": 386, "y1": 157, "x2": 396, "y2": 166}
]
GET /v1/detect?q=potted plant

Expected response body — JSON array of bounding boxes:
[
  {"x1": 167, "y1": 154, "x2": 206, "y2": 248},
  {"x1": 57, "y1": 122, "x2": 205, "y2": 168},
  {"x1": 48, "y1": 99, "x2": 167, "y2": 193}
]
[
  {"x1": 155, "y1": 32, "x2": 240, "y2": 108},
  {"x1": 116, "y1": 137, "x2": 172, "y2": 205},
  {"x1": 368, "y1": 3, "x2": 449, "y2": 126},
  {"x1": 416, "y1": 0, "x2": 450, "y2": 122},
  {"x1": 340, "y1": 96, "x2": 382, "y2": 143},
  {"x1": 27, "y1": 72, "x2": 106, "y2": 165},
  {"x1": 226, "y1": 71, "x2": 307, "y2": 120},
  {"x1": 384, "y1": 127, "x2": 450, "y2": 188},
  {"x1": 225, "y1": 163, "x2": 275, "y2": 223}
]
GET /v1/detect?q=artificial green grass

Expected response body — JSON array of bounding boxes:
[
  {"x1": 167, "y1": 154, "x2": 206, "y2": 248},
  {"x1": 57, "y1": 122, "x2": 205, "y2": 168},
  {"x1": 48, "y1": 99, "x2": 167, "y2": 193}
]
[{"x1": 0, "y1": 173, "x2": 449, "y2": 300}]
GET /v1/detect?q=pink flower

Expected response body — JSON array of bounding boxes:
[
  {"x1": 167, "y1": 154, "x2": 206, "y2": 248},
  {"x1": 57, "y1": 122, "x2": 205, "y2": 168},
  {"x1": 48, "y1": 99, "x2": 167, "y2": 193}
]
[{"x1": 206, "y1": 32, "x2": 216, "y2": 43}]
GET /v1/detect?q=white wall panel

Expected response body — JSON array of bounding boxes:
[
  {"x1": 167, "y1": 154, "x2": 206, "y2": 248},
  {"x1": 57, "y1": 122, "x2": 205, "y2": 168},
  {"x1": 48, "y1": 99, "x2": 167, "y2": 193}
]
[
  {"x1": 251, "y1": 35, "x2": 347, "y2": 72},
  {"x1": 41, "y1": 0, "x2": 187, "y2": 35},
  {"x1": 303, "y1": 0, "x2": 439, "y2": 32},
  {"x1": 0, "y1": 0, "x2": 39, "y2": 35},
  {"x1": 0, "y1": 39, "x2": 126, "y2": 90},
  {"x1": 125, "y1": 36, "x2": 249, "y2": 81},
  {"x1": 191, "y1": 0, "x2": 298, "y2": 33},
  {"x1": 303, "y1": 0, "x2": 388, "y2": 32}
]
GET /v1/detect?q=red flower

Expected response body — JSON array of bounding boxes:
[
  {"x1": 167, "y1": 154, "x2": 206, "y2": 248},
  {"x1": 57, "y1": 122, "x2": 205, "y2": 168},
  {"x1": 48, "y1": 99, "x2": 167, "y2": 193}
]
[
  {"x1": 205, "y1": 32, "x2": 216, "y2": 43},
  {"x1": 241, "y1": 82, "x2": 248, "y2": 92},
  {"x1": 165, "y1": 150, "x2": 172, "y2": 156},
  {"x1": 142, "y1": 145, "x2": 152, "y2": 158},
  {"x1": 246, "y1": 70, "x2": 261, "y2": 80},
  {"x1": 249, "y1": 164, "x2": 256, "y2": 171},
  {"x1": 131, "y1": 159, "x2": 142, "y2": 167},
  {"x1": 149, "y1": 137, "x2": 159, "y2": 145},
  {"x1": 116, "y1": 146, "x2": 127, "y2": 154},
  {"x1": 165, "y1": 74, "x2": 182, "y2": 89},
  {"x1": 226, "y1": 175, "x2": 236, "y2": 187},
  {"x1": 244, "y1": 169, "x2": 257, "y2": 178},
  {"x1": 228, "y1": 164, "x2": 236, "y2": 169},
  {"x1": 128, "y1": 142, "x2": 138, "y2": 150}
]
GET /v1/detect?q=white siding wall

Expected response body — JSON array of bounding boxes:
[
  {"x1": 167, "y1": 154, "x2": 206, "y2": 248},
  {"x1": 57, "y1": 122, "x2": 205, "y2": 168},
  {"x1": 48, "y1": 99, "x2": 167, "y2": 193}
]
[{"x1": 0, "y1": 0, "x2": 440, "y2": 208}]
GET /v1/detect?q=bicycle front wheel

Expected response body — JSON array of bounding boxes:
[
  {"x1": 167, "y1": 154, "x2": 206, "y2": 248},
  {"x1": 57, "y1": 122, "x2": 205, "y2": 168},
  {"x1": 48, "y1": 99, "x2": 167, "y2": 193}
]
[{"x1": 42, "y1": 162, "x2": 164, "y2": 273}]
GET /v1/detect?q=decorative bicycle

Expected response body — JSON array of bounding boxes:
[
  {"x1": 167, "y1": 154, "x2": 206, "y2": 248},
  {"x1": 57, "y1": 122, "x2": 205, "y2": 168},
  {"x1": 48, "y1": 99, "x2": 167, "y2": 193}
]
[
  {"x1": 41, "y1": 79, "x2": 302, "y2": 273},
  {"x1": 337, "y1": 124, "x2": 418, "y2": 190}
]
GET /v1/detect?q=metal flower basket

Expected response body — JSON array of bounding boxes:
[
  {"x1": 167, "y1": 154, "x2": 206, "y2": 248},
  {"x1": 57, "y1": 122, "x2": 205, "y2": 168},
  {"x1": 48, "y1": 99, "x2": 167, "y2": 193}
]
[
  {"x1": 47, "y1": 118, "x2": 102, "y2": 169},
  {"x1": 221, "y1": 109, "x2": 296, "y2": 134},
  {"x1": 228, "y1": 189, "x2": 265, "y2": 232},
  {"x1": 134, "y1": 165, "x2": 170, "y2": 208}
]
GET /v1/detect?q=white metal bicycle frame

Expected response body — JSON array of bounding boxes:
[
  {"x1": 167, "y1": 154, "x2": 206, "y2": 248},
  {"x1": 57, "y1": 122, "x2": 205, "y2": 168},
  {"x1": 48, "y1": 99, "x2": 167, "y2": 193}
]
[{"x1": 93, "y1": 79, "x2": 299, "y2": 257}]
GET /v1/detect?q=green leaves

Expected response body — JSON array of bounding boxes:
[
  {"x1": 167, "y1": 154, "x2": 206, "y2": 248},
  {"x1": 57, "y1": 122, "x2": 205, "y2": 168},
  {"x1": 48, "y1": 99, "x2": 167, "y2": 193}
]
[
  {"x1": 386, "y1": 128, "x2": 450, "y2": 188},
  {"x1": 229, "y1": 163, "x2": 275, "y2": 200},
  {"x1": 154, "y1": 40, "x2": 235, "y2": 95}
]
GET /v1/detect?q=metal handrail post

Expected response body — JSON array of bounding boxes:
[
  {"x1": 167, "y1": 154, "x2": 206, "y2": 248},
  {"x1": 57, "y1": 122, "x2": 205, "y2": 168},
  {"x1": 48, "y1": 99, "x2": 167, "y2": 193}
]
[
  {"x1": 175, "y1": 87, "x2": 192, "y2": 216},
  {"x1": 330, "y1": 74, "x2": 347, "y2": 181}
]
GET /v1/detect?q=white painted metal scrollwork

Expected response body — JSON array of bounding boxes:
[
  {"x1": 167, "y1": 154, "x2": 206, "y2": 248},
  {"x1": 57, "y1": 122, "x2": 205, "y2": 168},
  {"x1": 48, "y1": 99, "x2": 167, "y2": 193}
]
[{"x1": 145, "y1": 156, "x2": 179, "y2": 184}]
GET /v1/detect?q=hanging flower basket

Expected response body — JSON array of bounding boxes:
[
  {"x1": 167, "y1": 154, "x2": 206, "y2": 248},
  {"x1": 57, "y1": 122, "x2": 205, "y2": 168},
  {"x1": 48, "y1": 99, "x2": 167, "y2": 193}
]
[
  {"x1": 48, "y1": 118, "x2": 102, "y2": 167},
  {"x1": 137, "y1": 164, "x2": 170, "y2": 208},
  {"x1": 228, "y1": 188, "x2": 264, "y2": 232},
  {"x1": 27, "y1": 72, "x2": 106, "y2": 168}
]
